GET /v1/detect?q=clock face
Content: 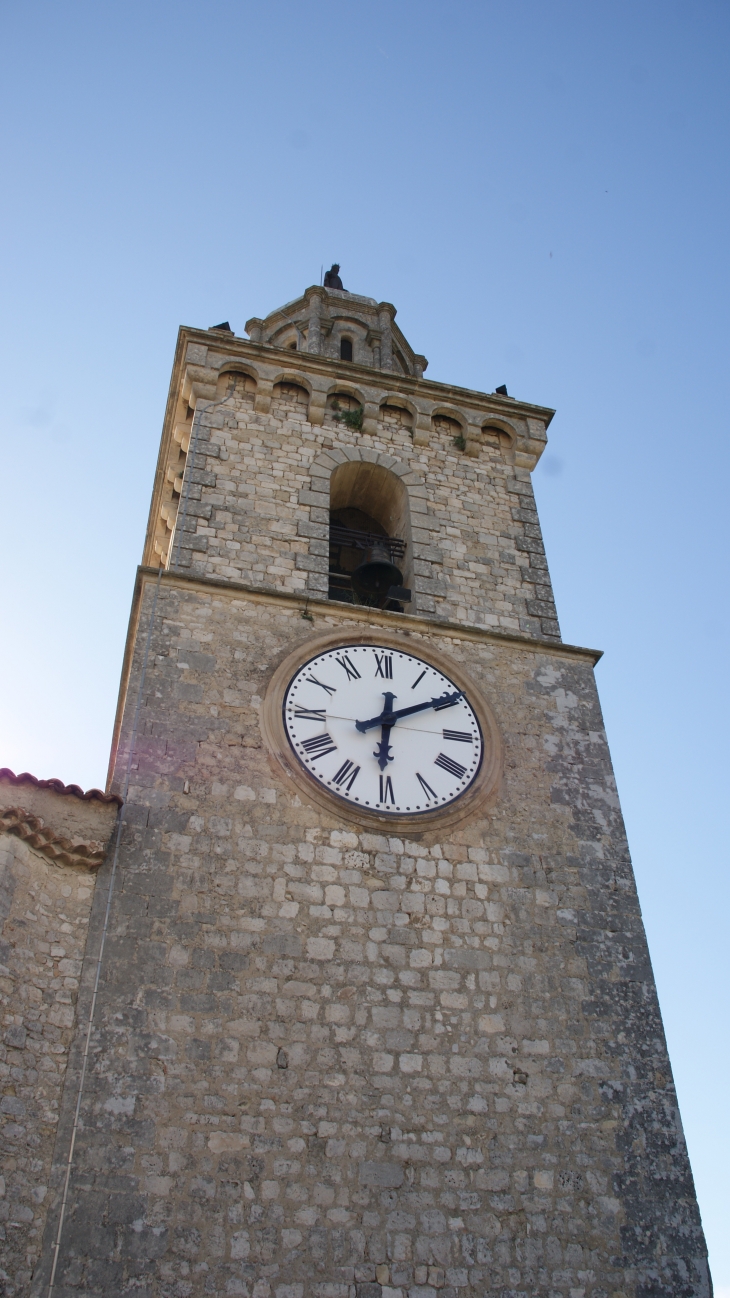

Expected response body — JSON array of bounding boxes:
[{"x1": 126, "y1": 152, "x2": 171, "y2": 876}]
[{"x1": 282, "y1": 643, "x2": 483, "y2": 816}]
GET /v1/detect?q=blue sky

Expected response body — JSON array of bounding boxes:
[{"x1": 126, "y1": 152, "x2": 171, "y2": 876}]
[{"x1": 1, "y1": 0, "x2": 728, "y2": 1284}]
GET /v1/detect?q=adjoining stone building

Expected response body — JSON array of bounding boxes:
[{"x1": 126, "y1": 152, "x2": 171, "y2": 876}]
[
  {"x1": 1, "y1": 276, "x2": 711, "y2": 1297},
  {"x1": 0, "y1": 770, "x2": 121, "y2": 1294}
]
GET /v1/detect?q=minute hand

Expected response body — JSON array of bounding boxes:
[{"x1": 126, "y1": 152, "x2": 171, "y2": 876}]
[{"x1": 355, "y1": 690, "x2": 462, "y2": 734}]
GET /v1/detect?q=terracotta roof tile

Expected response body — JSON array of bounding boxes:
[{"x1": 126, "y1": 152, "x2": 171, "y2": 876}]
[{"x1": 0, "y1": 768, "x2": 123, "y2": 807}]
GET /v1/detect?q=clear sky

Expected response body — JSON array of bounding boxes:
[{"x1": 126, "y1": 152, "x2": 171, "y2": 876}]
[{"x1": 1, "y1": 0, "x2": 728, "y2": 1285}]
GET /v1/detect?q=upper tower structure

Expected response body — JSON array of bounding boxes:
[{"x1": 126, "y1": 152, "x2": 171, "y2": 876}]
[
  {"x1": 245, "y1": 277, "x2": 428, "y2": 378},
  {"x1": 145, "y1": 278, "x2": 558, "y2": 640}
]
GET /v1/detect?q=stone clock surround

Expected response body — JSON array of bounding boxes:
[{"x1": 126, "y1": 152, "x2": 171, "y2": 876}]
[{"x1": 260, "y1": 626, "x2": 503, "y2": 834}]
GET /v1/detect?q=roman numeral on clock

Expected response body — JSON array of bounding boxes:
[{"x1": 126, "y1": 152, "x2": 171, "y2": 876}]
[
  {"x1": 374, "y1": 653, "x2": 393, "y2": 679},
  {"x1": 416, "y1": 772, "x2": 437, "y2": 800},
  {"x1": 335, "y1": 654, "x2": 361, "y2": 681},
  {"x1": 379, "y1": 774, "x2": 395, "y2": 804},
  {"x1": 300, "y1": 733, "x2": 338, "y2": 759},
  {"x1": 304, "y1": 674, "x2": 336, "y2": 696},
  {"x1": 293, "y1": 705, "x2": 327, "y2": 722},
  {"x1": 434, "y1": 752, "x2": 467, "y2": 779},
  {"x1": 332, "y1": 759, "x2": 360, "y2": 791},
  {"x1": 442, "y1": 729, "x2": 473, "y2": 743}
]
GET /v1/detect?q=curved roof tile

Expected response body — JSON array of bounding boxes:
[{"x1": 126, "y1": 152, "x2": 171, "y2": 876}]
[{"x1": 0, "y1": 768, "x2": 123, "y2": 807}]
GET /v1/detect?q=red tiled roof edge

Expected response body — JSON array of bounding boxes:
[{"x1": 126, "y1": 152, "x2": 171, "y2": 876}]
[{"x1": 0, "y1": 768, "x2": 123, "y2": 807}]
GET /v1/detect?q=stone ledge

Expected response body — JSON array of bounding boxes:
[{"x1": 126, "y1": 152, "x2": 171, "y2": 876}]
[
  {"x1": 140, "y1": 566, "x2": 603, "y2": 664},
  {"x1": 0, "y1": 767, "x2": 121, "y2": 806}
]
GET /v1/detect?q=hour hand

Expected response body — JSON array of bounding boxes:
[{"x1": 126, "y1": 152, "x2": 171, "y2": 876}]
[
  {"x1": 356, "y1": 691, "x2": 397, "y2": 735},
  {"x1": 373, "y1": 724, "x2": 394, "y2": 770}
]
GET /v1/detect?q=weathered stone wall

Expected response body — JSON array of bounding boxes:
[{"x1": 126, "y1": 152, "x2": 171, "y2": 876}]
[
  {"x1": 32, "y1": 578, "x2": 709, "y2": 1298},
  {"x1": 165, "y1": 363, "x2": 559, "y2": 640},
  {"x1": 0, "y1": 834, "x2": 97, "y2": 1296}
]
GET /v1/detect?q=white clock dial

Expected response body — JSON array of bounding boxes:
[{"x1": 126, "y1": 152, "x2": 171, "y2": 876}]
[{"x1": 282, "y1": 643, "x2": 483, "y2": 816}]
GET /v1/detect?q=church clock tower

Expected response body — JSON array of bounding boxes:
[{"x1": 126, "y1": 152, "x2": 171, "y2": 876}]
[{"x1": 34, "y1": 275, "x2": 710, "y2": 1297}]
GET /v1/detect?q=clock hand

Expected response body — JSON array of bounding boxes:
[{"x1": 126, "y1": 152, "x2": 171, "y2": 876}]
[
  {"x1": 355, "y1": 689, "x2": 463, "y2": 735},
  {"x1": 373, "y1": 692, "x2": 396, "y2": 771}
]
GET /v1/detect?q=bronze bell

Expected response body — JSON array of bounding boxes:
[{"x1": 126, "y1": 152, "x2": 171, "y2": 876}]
[{"x1": 352, "y1": 543, "x2": 403, "y2": 604}]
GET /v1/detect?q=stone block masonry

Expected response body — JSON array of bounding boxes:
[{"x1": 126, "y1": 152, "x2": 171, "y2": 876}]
[{"x1": 30, "y1": 579, "x2": 709, "y2": 1298}]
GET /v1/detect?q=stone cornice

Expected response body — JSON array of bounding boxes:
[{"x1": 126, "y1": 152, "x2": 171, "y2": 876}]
[
  {"x1": 178, "y1": 324, "x2": 556, "y2": 426},
  {"x1": 153, "y1": 566, "x2": 600, "y2": 657}
]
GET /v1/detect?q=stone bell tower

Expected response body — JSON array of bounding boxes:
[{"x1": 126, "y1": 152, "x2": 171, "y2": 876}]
[{"x1": 30, "y1": 275, "x2": 710, "y2": 1297}]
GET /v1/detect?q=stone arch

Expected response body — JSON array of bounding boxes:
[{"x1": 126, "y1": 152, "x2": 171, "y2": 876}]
[
  {"x1": 324, "y1": 382, "x2": 367, "y2": 427},
  {"x1": 309, "y1": 446, "x2": 422, "y2": 485},
  {"x1": 302, "y1": 448, "x2": 429, "y2": 611},
  {"x1": 272, "y1": 380, "x2": 310, "y2": 412},
  {"x1": 431, "y1": 404, "x2": 466, "y2": 433},
  {"x1": 270, "y1": 370, "x2": 313, "y2": 396},
  {"x1": 326, "y1": 380, "x2": 366, "y2": 403},
  {"x1": 217, "y1": 361, "x2": 258, "y2": 382},
  {"x1": 378, "y1": 394, "x2": 416, "y2": 430},
  {"x1": 330, "y1": 460, "x2": 408, "y2": 541},
  {"x1": 393, "y1": 347, "x2": 409, "y2": 375},
  {"x1": 481, "y1": 418, "x2": 518, "y2": 460},
  {"x1": 268, "y1": 322, "x2": 305, "y2": 351},
  {"x1": 214, "y1": 363, "x2": 258, "y2": 399},
  {"x1": 268, "y1": 371, "x2": 313, "y2": 418},
  {"x1": 329, "y1": 315, "x2": 370, "y2": 364}
]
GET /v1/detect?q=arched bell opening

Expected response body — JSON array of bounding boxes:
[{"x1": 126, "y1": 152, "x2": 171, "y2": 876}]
[{"x1": 328, "y1": 461, "x2": 413, "y2": 612}]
